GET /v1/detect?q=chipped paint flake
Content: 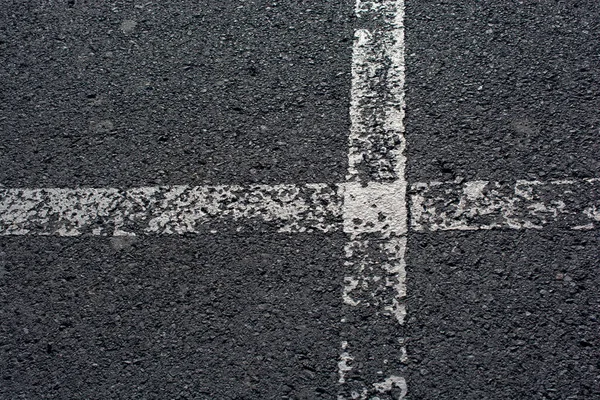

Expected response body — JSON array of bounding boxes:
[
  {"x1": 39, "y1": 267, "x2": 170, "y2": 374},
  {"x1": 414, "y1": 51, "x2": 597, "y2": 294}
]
[
  {"x1": 584, "y1": 205, "x2": 600, "y2": 222},
  {"x1": 343, "y1": 277, "x2": 361, "y2": 306},
  {"x1": 463, "y1": 180, "x2": 488, "y2": 200},
  {"x1": 373, "y1": 376, "x2": 407, "y2": 399},
  {"x1": 339, "y1": 341, "x2": 355, "y2": 384}
]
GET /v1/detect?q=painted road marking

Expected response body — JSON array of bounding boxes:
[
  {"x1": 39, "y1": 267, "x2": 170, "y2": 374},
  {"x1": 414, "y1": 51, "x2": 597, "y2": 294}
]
[
  {"x1": 340, "y1": 0, "x2": 408, "y2": 398},
  {"x1": 411, "y1": 178, "x2": 600, "y2": 232},
  {"x1": 0, "y1": 184, "x2": 341, "y2": 236},
  {"x1": 2, "y1": 179, "x2": 598, "y2": 236},
  {"x1": 1, "y1": 0, "x2": 598, "y2": 398}
]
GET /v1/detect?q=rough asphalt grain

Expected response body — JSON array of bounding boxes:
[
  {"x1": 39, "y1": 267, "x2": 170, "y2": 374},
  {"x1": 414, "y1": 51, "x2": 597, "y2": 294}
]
[{"x1": 1, "y1": 0, "x2": 599, "y2": 399}]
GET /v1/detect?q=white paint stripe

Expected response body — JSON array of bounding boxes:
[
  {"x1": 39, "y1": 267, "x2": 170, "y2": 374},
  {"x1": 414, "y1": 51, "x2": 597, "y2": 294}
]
[
  {"x1": 341, "y1": 0, "x2": 408, "y2": 398},
  {"x1": 347, "y1": 14, "x2": 406, "y2": 183},
  {"x1": 411, "y1": 178, "x2": 600, "y2": 232},
  {"x1": 0, "y1": 184, "x2": 341, "y2": 236},
  {"x1": 1, "y1": 179, "x2": 597, "y2": 236},
  {"x1": 343, "y1": 237, "x2": 407, "y2": 323}
]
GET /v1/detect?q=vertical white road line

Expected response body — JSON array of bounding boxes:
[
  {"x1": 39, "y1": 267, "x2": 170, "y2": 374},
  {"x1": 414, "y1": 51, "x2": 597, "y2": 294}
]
[{"x1": 340, "y1": 0, "x2": 408, "y2": 398}]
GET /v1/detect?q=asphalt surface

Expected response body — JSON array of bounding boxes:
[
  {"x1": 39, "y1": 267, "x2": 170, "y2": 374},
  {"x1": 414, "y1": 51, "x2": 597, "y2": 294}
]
[
  {"x1": 406, "y1": 230, "x2": 600, "y2": 400},
  {"x1": 405, "y1": 2, "x2": 600, "y2": 398},
  {"x1": 1, "y1": 234, "x2": 343, "y2": 399},
  {"x1": 405, "y1": 0, "x2": 600, "y2": 183},
  {"x1": 1, "y1": 1, "x2": 352, "y2": 398},
  {"x1": 0, "y1": 0, "x2": 352, "y2": 187},
  {"x1": 1, "y1": 1, "x2": 599, "y2": 399}
]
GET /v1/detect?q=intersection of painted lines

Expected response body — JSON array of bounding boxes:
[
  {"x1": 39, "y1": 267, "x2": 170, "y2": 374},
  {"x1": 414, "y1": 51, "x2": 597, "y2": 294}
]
[
  {"x1": 1, "y1": 179, "x2": 598, "y2": 237},
  {"x1": 1, "y1": 178, "x2": 599, "y2": 398},
  {"x1": 1, "y1": 0, "x2": 408, "y2": 396},
  {"x1": 2, "y1": 1, "x2": 599, "y2": 399}
]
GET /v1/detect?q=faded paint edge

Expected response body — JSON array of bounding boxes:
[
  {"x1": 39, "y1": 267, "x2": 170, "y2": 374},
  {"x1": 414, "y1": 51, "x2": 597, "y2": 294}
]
[
  {"x1": 411, "y1": 178, "x2": 600, "y2": 232},
  {"x1": 340, "y1": 0, "x2": 408, "y2": 398},
  {"x1": 0, "y1": 184, "x2": 342, "y2": 236}
]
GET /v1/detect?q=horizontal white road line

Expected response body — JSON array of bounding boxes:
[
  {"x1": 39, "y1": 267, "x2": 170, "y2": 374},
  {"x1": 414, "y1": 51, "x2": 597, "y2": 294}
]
[
  {"x1": 411, "y1": 178, "x2": 600, "y2": 232},
  {"x1": 1, "y1": 179, "x2": 597, "y2": 236},
  {"x1": 0, "y1": 184, "x2": 341, "y2": 236}
]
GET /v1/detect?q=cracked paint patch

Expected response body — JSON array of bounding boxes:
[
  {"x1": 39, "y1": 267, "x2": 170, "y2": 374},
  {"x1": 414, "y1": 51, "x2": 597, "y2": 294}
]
[
  {"x1": 373, "y1": 376, "x2": 408, "y2": 399},
  {"x1": 342, "y1": 181, "x2": 407, "y2": 238}
]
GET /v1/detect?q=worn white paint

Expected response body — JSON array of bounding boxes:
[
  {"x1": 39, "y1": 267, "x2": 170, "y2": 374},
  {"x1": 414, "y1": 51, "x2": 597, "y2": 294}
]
[
  {"x1": 373, "y1": 376, "x2": 408, "y2": 399},
  {"x1": 0, "y1": 184, "x2": 341, "y2": 236},
  {"x1": 342, "y1": 182, "x2": 407, "y2": 238},
  {"x1": 343, "y1": 277, "x2": 361, "y2": 306},
  {"x1": 338, "y1": 341, "x2": 354, "y2": 384},
  {"x1": 411, "y1": 178, "x2": 600, "y2": 231},
  {"x1": 341, "y1": 0, "x2": 408, "y2": 398},
  {"x1": 1, "y1": 179, "x2": 597, "y2": 236},
  {"x1": 342, "y1": 237, "x2": 407, "y2": 321},
  {"x1": 463, "y1": 180, "x2": 488, "y2": 200},
  {"x1": 584, "y1": 205, "x2": 600, "y2": 221}
]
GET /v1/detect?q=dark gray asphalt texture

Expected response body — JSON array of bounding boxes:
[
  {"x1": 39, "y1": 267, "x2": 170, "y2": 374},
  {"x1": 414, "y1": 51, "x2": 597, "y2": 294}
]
[
  {"x1": 1, "y1": 1, "x2": 600, "y2": 399},
  {"x1": 1, "y1": 234, "x2": 343, "y2": 399},
  {"x1": 406, "y1": 230, "x2": 600, "y2": 400},
  {"x1": 0, "y1": 0, "x2": 352, "y2": 187},
  {"x1": 405, "y1": 1, "x2": 600, "y2": 399},
  {"x1": 405, "y1": 0, "x2": 600, "y2": 182}
]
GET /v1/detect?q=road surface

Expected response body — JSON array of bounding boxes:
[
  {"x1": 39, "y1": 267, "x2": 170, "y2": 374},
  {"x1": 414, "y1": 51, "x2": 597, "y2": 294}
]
[{"x1": 0, "y1": 0, "x2": 598, "y2": 399}]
